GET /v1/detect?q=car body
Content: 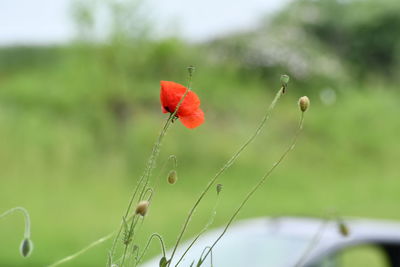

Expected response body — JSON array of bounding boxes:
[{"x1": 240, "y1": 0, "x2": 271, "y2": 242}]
[{"x1": 141, "y1": 217, "x2": 400, "y2": 267}]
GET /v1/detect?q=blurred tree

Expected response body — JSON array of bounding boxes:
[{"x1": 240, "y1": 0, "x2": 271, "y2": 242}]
[{"x1": 208, "y1": 0, "x2": 400, "y2": 89}]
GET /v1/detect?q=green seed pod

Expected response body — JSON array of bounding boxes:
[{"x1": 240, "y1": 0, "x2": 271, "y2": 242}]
[
  {"x1": 167, "y1": 170, "x2": 178, "y2": 184},
  {"x1": 159, "y1": 256, "x2": 168, "y2": 267},
  {"x1": 20, "y1": 238, "x2": 33, "y2": 257},
  {"x1": 135, "y1": 200, "x2": 150, "y2": 217},
  {"x1": 298, "y1": 96, "x2": 310, "y2": 112}
]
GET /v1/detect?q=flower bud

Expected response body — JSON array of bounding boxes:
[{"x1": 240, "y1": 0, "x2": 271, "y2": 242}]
[
  {"x1": 187, "y1": 65, "x2": 195, "y2": 76},
  {"x1": 135, "y1": 200, "x2": 150, "y2": 216},
  {"x1": 338, "y1": 221, "x2": 350, "y2": 237},
  {"x1": 159, "y1": 256, "x2": 168, "y2": 267},
  {"x1": 280, "y1": 74, "x2": 290, "y2": 85},
  {"x1": 20, "y1": 238, "x2": 33, "y2": 257},
  {"x1": 167, "y1": 170, "x2": 178, "y2": 184},
  {"x1": 298, "y1": 96, "x2": 310, "y2": 112},
  {"x1": 216, "y1": 184, "x2": 223, "y2": 195}
]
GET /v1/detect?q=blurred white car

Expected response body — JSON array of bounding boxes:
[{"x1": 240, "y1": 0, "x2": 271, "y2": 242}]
[{"x1": 141, "y1": 217, "x2": 400, "y2": 267}]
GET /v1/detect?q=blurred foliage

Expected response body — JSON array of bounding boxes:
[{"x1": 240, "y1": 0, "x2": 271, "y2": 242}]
[
  {"x1": 0, "y1": 0, "x2": 400, "y2": 266},
  {"x1": 208, "y1": 0, "x2": 400, "y2": 91}
]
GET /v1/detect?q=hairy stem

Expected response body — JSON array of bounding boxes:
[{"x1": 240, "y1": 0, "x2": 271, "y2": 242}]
[
  {"x1": 111, "y1": 72, "x2": 194, "y2": 264},
  {"x1": 167, "y1": 87, "x2": 284, "y2": 265},
  {"x1": 175, "y1": 195, "x2": 221, "y2": 266},
  {"x1": 201, "y1": 113, "x2": 305, "y2": 263}
]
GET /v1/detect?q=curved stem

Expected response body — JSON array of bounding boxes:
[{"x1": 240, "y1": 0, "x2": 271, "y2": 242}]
[
  {"x1": 136, "y1": 233, "x2": 166, "y2": 265},
  {"x1": 201, "y1": 112, "x2": 305, "y2": 263},
  {"x1": 0, "y1": 206, "x2": 31, "y2": 238},
  {"x1": 167, "y1": 87, "x2": 284, "y2": 265},
  {"x1": 175, "y1": 194, "x2": 221, "y2": 266}
]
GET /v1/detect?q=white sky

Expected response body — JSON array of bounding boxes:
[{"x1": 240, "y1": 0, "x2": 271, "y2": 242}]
[{"x1": 0, "y1": 0, "x2": 291, "y2": 45}]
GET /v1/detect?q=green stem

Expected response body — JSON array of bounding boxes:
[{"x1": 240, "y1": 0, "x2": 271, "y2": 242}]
[
  {"x1": 136, "y1": 233, "x2": 166, "y2": 265},
  {"x1": 201, "y1": 112, "x2": 305, "y2": 263},
  {"x1": 0, "y1": 207, "x2": 31, "y2": 238},
  {"x1": 167, "y1": 87, "x2": 284, "y2": 265},
  {"x1": 111, "y1": 72, "x2": 194, "y2": 264},
  {"x1": 48, "y1": 232, "x2": 114, "y2": 267},
  {"x1": 121, "y1": 216, "x2": 140, "y2": 266},
  {"x1": 175, "y1": 194, "x2": 221, "y2": 266},
  {"x1": 294, "y1": 219, "x2": 329, "y2": 267}
]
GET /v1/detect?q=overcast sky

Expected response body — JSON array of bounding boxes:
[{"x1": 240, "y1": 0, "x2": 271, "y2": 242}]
[{"x1": 0, "y1": 0, "x2": 291, "y2": 45}]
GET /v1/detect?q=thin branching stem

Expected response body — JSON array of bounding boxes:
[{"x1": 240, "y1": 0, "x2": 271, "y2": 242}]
[
  {"x1": 167, "y1": 87, "x2": 285, "y2": 265},
  {"x1": 121, "y1": 215, "x2": 140, "y2": 266},
  {"x1": 175, "y1": 194, "x2": 221, "y2": 266},
  {"x1": 200, "y1": 113, "x2": 305, "y2": 263},
  {"x1": 149, "y1": 155, "x2": 177, "y2": 202},
  {"x1": 111, "y1": 72, "x2": 194, "y2": 265},
  {"x1": 136, "y1": 233, "x2": 166, "y2": 265},
  {"x1": 48, "y1": 232, "x2": 114, "y2": 267},
  {"x1": 294, "y1": 219, "x2": 329, "y2": 267},
  {"x1": 50, "y1": 214, "x2": 135, "y2": 267}
]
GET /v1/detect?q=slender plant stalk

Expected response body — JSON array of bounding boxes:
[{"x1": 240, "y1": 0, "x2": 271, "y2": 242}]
[
  {"x1": 294, "y1": 219, "x2": 329, "y2": 267},
  {"x1": 167, "y1": 87, "x2": 285, "y2": 265},
  {"x1": 0, "y1": 207, "x2": 31, "y2": 239},
  {"x1": 198, "y1": 246, "x2": 213, "y2": 267},
  {"x1": 150, "y1": 155, "x2": 177, "y2": 200},
  {"x1": 50, "y1": 213, "x2": 136, "y2": 267},
  {"x1": 135, "y1": 233, "x2": 167, "y2": 265},
  {"x1": 48, "y1": 232, "x2": 114, "y2": 267},
  {"x1": 175, "y1": 194, "x2": 221, "y2": 266},
  {"x1": 121, "y1": 216, "x2": 140, "y2": 266},
  {"x1": 111, "y1": 71, "x2": 194, "y2": 264},
  {"x1": 200, "y1": 112, "x2": 305, "y2": 263}
]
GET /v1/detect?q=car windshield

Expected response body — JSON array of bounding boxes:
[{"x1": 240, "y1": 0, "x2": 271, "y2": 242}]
[
  {"x1": 143, "y1": 228, "x2": 312, "y2": 267},
  {"x1": 199, "y1": 233, "x2": 310, "y2": 267}
]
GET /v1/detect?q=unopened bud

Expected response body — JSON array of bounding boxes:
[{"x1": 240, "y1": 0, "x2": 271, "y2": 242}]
[
  {"x1": 216, "y1": 184, "x2": 223, "y2": 195},
  {"x1": 298, "y1": 96, "x2": 310, "y2": 112},
  {"x1": 135, "y1": 201, "x2": 149, "y2": 216},
  {"x1": 187, "y1": 65, "x2": 195, "y2": 76},
  {"x1": 280, "y1": 74, "x2": 290, "y2": 85},
  {"x1": 20, "y1": 238, "x2": 33, "y2": 257},
  {"x1": 159, "y1": 256, "x2": 168, "y2": 267},
  {"x1": 167, "y1": 170, "x2": 178, "y2": 184},
  {"x1": 338, "y1": 221, "x2": 350, "y2": 237}
]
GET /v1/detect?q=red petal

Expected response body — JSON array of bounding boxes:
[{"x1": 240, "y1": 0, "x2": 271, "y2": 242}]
[
  {"x1": 160, "y1": 81, "x2": 200, "y2": 116},
  {"x1": 179, "y1": 109, "x2": 205, "y2": 129}
]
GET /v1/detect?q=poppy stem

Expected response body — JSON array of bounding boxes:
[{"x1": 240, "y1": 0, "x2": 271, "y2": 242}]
[
  {"x1": 135, "y1": 233, "x2": 167, "y2": 265},
  {"x1": 174, "y1": 192, "x2": 221, "y2": 266},
  {"x1": 294, "y1": 218, "x2": 329, "y2": 267},
  {"x1": 168, "y1": 86, "x2": 285, "y2": 266},
  {"x1": 110, "y1": 70, "x2": 194, "y2": 265},
  {"x1": 0, "y1": 206, "x2": 31, "y2": 239},
  {"x1": 199, "y1": 112, "x2": 305, "y2": 264}
]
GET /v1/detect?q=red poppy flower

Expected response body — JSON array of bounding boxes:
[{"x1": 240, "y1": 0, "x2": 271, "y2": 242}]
[{"x1": 160, "y1": 81, "x2": 205, "y2": 129}]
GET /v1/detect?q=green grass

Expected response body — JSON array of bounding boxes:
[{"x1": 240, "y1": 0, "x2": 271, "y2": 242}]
[{"x1": 0, "y1": 45, "x2": 399, "y2": 266}]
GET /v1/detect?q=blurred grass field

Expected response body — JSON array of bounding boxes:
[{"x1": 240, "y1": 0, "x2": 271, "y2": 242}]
[
  {"x1": 0, "y1": 45, "x2": 399, "y2": 266},
  {"x1": 1, "y1": 0, "x2": 400, "y2": 266}
]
